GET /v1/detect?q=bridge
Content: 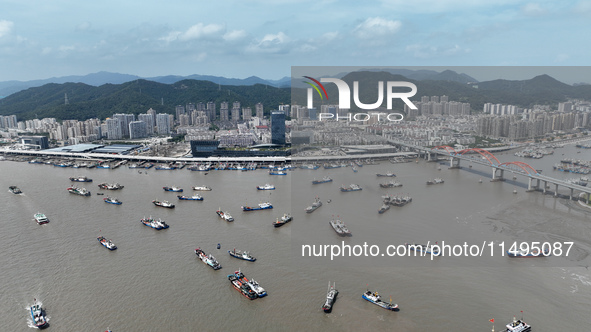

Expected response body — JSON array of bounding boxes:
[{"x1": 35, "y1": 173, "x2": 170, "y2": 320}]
[{"x1": 388, "y1": 139, "x2": 591, "y2": 203}]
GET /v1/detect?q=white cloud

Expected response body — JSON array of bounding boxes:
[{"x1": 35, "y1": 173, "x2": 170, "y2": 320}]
[
  {"x1": 41, "y1": 47, "x2": 51, "y2": 55},
  {"x1": 59, "y1": 45, "x2": 76, "y2": 52},
  {"x1": 321, "y1": 31, "x2": 339, "y2": 41},
  {"x1": 192, "y1": 52, "x2": 207, "y2": 62},
  {"x1": 0, "y1": 20, "x2": 14, "y2": 38},
  {"x1": 522, "y1": 3, "x2": 546, "y2": 16},
  {"x1": 353, "y1": 17, "x2": 401, "y2": 40},
  {"x1": 180, "y1": 23, "x2": 225, "y2": 41},
  {"x1": 223, "y1": 30, "x2": 247, "y2": 41}
]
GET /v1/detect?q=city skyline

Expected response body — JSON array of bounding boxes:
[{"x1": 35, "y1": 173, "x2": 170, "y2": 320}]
[{"x1": 2, "y1": 1, "x2": 591, "y2": 82}]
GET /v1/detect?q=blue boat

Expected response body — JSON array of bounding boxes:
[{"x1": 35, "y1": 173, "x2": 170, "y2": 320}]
[
  {"x1": 103, "y1": 196, "x2": 122, "y2": 205},
  {"x1": 256, "y1": 184, "x2": 275, "y2": 190},
  {"x1": 29, "y1": 299, "x2": 49, "y2": 329},
  {"x1": 362, "y1": 290, "x2": 398, "y2": 311},
  {"x1": 177, "y1": 194, "x2": 203, "y2": 201},
  {"x1": 228, "y1": 249, "x2": 257, "y2": 262},
  {"x1": 242, "y1": 202, "x2": 273, "y2": 211},
  {"x1": 141, "y1": 217, "x2": 169, "y2": 229},
  {"x1": 269, "y1": 171, "x2": 287, "y2": 175},
  {"x1": 312, "y1": 176, "x2": 333, "y2": 184}
]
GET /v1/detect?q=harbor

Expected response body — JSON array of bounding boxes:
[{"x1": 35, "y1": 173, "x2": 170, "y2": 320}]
[{"x1": 1, "y1": 144, "x2": 591, "y2": 330}]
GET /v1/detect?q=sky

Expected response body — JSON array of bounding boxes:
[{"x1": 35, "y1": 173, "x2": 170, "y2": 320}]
[{"x1": 1, "y1": 0, "x2": 591, "y2": 83}]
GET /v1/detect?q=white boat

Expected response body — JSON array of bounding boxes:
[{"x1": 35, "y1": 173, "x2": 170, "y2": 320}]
[
  {"x1": 256, "y1": 183, "x2": 275, "y2": 190},
  {"x1": 505, "y1": 316, "x2": 532, "y2": 332},
  {"x1": 192, "y1": 186, "x2": 212, "y2": 191},
  {"x1": 34, "y1": 213, "x2": 49, "y2": 225},
  {"x1": 247, "y1": 279, "x2": 267, "y2": 297},
  {"x1": 29, "y1": 299, "x2": 48, "y2": 329},
  {"x1": 217, "y1": 209, "x2": 234, "y2": 222}
]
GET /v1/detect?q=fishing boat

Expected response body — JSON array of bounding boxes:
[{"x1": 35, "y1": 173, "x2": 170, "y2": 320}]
[
  {"x1": 329, "y1": 217, "x2": 351, "y2": 236},
  {"x1": 312, "y1": 176, "x2": 333, "y2": 184},
  {"x1": 269, "y1": 170, "x2": 287, "y2": 175},
  {"x1": 376, "y1": 173, "x2": 396, "y2": 177},
  {"x1": 103, "y1": 196, "x2": 122, "y2": 205},
  {"x1": 504, "y1": 316, "x2": 532, "y2": 332},
  {"x1": 256, "y1": 184, "x2": 275, "y2": 190},
  {"x1": 406, "y1": 243, "x2": 440, "y2": 256},
  {"x1": 192, "y1": 185, "x2": 212, "y2": 191},
  {"x1": 97, "y1": 236, "x2": 117, "y2": 250},
  {"x1": 426, "y1": 178, "x2": 444, "y2": 185},
  {"x1": 247, "y1": 278, "x2": 267, "y2": 298},
  {"x1": 340, "y1": 184, "x2": 362, "y2": 192},
  {"x1": 29, "y1": 299, "x2": 48, "y2": 329},
  {"x1": 163, "y1": 186, "x2": 183, "y2": 192},
  {"x1": 98, "y1": 183, "x2": 124, "y2": 190},
  {"x1": 378, "y1": 204, "x2": 390, "y2": 214},
  {"x1": 67, "y1": 186, "x2": 91, "y2": 196},
  {"x1": 9, "y1": 186, "x2": 22, "y2": 194},
  {"x1": 306, "y1": 197, "x2": 322, "y2": 213},
  {"x1": 33, "y1": 213, "x2": 49, "y2": 225},
  {"x1": 362, "y1": 290, "x2": 398, "y2": 311},
  {"x1": 216, "y1": 209, "x2": 234, "y2": 222},
  {"x1": 177, "y1": 194, "x2": 203, "y2": 201},
  {"x1": 69, "y1": 176, "x2": 92, "y2": 182},
  {"x1": 379, "y1": 181, "x2": 402, "y2": 188},
  {"x1": 140, "y1": 217, "x2": 169, "y2": 229},
  {"x1": 242, "y1": 202, "x2": 273, "y2": 211},
  {"x1": 228, "y1": 271, "x2": 258, "y2": 300},
  {"x1": 152, "y1": 200, "x2": 175, "y2": 208},
  {"x1": 506, "y1": 248, "x2": 550, "y2": 257},
  {"x1": 228, "y1": 248, "x2": 257, "y2": 262},
  {"x1": 195, "y1": 247, "x2": 222, "y2": 270},
  {"x1": 322, "y1": 282, "x2": 338, "y2": 313},
  {"x1": 273, "y1": 214, "x2": 293, "y2": 227}
]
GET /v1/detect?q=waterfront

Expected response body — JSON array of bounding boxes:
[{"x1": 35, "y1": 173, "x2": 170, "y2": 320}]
[{"x1": 2, "y1": 145, "x2": 591, "y2": 331}]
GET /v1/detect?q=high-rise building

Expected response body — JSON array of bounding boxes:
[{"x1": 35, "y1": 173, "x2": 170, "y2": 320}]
[
  {"x1": 129, "y1": 121, "x2": 148, "y2": 139},
  {"x1": 206, "y1": 101, "x2": 216, "y2": 121},
  {"x1": 220, "y1": 102, "x2": 229, "y2": 121},
  {"x1": 106, "y1": 118, "x2": 122, "y2": 140},
  {"x1": 271, "y1": 111, "x2": 286, "y2": 145},
  {"x1": 156, "y1": 114, "x2": 171, "y2": 135},
  {"x1": 255, "y1": 103, "x2": 264, "y2": 119},
  {"x1": 242, "y1": 107, "x2": 252, "y2": 121},
  {"x1": 146, "y1": 108, "x2": 157, "y2": 127},
  {"x1": 138, "y1": 113, "x2": 155, "y2": 135},
  {"x1": 175, "y1": 105, "x2": 186, "y2": 124},
  {"x1": 113, "y1": 113, "x2": 135, "y2": 138}
]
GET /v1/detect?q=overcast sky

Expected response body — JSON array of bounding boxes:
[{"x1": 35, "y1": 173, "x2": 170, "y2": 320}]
[{"x1": 1, "y1": 0, "x2": 590, "y2": 82}]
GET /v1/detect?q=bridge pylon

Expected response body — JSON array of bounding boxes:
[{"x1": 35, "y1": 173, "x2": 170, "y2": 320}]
[
  {"x1": 449, "y1": 156, "x2": 461, "y2": 169},
  {"x1": 491, "y1": 167, "x2": 505, "y2": 182}
]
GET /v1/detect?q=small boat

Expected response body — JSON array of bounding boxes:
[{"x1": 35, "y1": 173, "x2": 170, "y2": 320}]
[
  {"x1": 376, "y1": 173, "x2": 396, "y2": 177},
  {"x1": 478, "y1": 178, "x2": 483, "y2": 183},
  {"x1": 406, "y1": 243, "x2": 440, "y2": 256},
  {"x1": 340, "y1": 184, "x2": 362, "y2": 192},
  {"x1": 97, "y1": 236, "x2": 117, "y2": 250},
  {"x1": 216, "y1": 209, "x2": 234, "y2": 222},
  {"x1": 228, "y1": 248, "x2": 257, "y2": 262},
  {"x1": 247, "y1": 278, "x2": 267, "y2": 298},
  {"x1": 306, "y1": 197, "x2": 322, "y2": 213},
  {"x1": 140, "y1": 217, "x2": 169, "y2": 229},
  {"x1": 69, "y1": 176, "x2": 92, "y2": 182},
  {"x1": 242, "y1": 202, "x2": 273, "y2": 211},
  {"x1": 362, "y1": 290, "x2": 398, "y2": 311},
  {"x1": 33, "y1": 212, "x2": 49, "y2": 225},
  {"x1": 9, "y1": 186, "x2": 22, "y2": 194},
  {"x1": 163, "y1": 186, "x2": 183, "y2": 192},
  {"x1": 505, "y1": 316, "x2": 532, "y2": 332},
  {"x1": 103, "y1": 196, "x2": 122, "y2": 205},
  {"x1": 177, "y1": 194, "x2": 203, "y2": 201},
  {"x1": 29, "y1": 299, "x2": 48, "y2": 329},
  {"x1": 379, "y1": 181, "x2": 402, "y2": 188},
  {"x1": 513, "y1": 188, "x2": 518, "y2": 194},
  {"x1": 97, "y1": 193, "x2": 104, "y2": 195},
  {"x1": 312, "y1": 176, "x2": 333, "y2": 184},
  {"x1": 322, "y1": 282, "x2": 338, "y2": 313},
  {"x1": 269, "y1": 170, "x2": 287, "y2": 175},
  {"x1": 272, "y1": 214, "x2": 293, "y2": 227},
  {"x1": 352, "y1": 167, "x2": 358, "y2": 172},
  {"x1": 152, "y1": 200, "x2": 175, "y2": 208},
  {"x1": 98, "y1": 183, "x2": 124, "y2": 190},
  {"x1": 426, "y1": 178, "x2": 444, "y2": 185},
  {"x1": 378, "y1": 204, "x2": 390, "y2": 214},
  {"x1": 192, "y1": 186, "x2": 212, "y2": 191},
  {"x1": 256, "y1": 184, "x2": 275, "y2": 190},
  {"x1": 67, "y1": 186, "x2": 91, "y2": 196},
  {"x1": 195, "y1": 247, "x2": 222, "y2": 270},
  {"x1": 217, "y1": 243, "x2": 221, "y2": 249},
  {"x1": 329, "y1": 217, "x2": 351, "y2": 236}
]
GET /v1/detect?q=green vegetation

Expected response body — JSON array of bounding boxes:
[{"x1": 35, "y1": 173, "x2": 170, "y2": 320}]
[{"x1": 0, "y1": 79, "x2": 291, "y2": 121}]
